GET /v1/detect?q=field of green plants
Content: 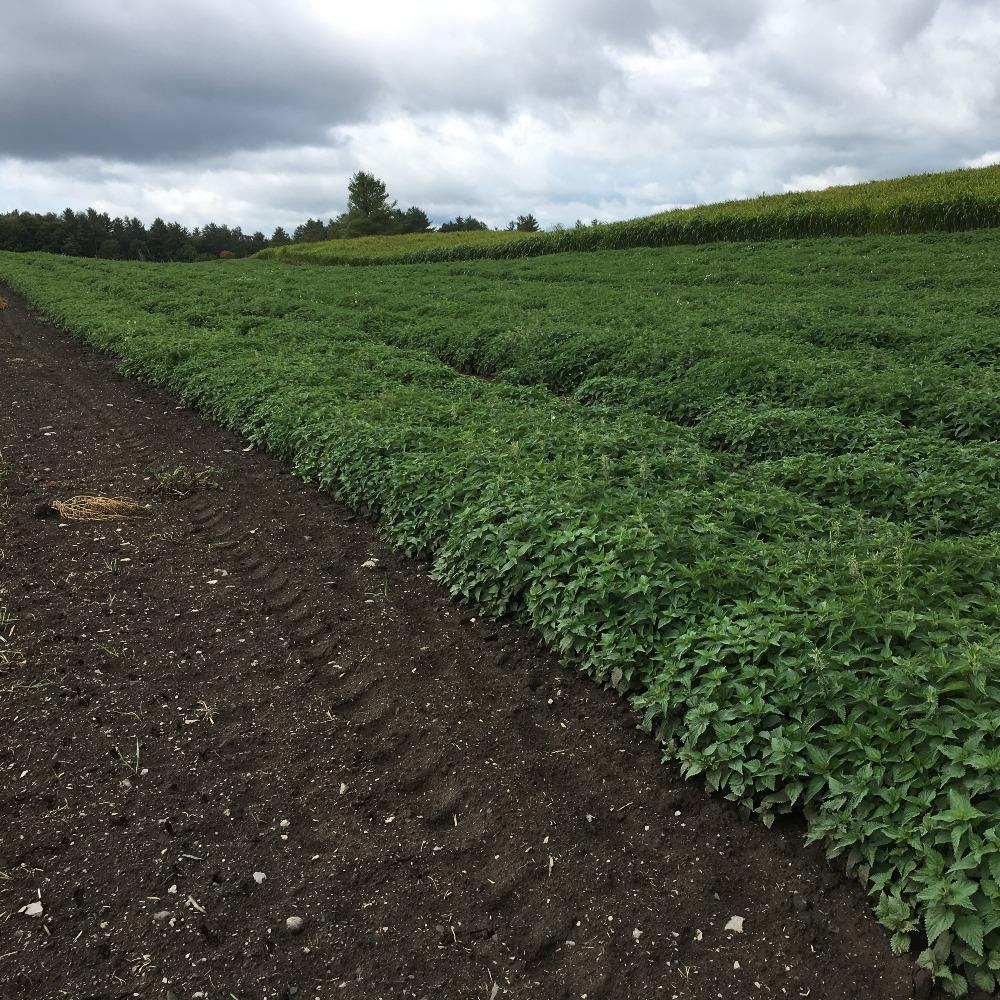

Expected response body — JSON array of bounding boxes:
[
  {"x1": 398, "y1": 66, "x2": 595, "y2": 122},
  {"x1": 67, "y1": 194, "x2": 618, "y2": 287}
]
[
  {"x1": 3, "y1": 225, "x2": 1000, "y2": 995},
  {"x1": 259, "y1": 164, "x2": 1000, "y2": 266},
  {"x1": 258, "y1": 227, "x2": 537, "y2": 265}
]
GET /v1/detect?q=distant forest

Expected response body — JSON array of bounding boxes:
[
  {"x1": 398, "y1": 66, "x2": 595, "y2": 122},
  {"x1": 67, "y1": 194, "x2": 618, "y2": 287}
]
[
  {"x1": 0, "y1": 172, "x2": 544, "y2": 262},
  {"x1": 0, "y1": 208, "x2": 272, "y2": 261}
]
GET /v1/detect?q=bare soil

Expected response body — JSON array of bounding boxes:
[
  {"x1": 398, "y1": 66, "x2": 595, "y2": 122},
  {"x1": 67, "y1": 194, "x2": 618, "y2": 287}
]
[{"x1": 0, "y1": 287, "x2": 923, "y2": 999}]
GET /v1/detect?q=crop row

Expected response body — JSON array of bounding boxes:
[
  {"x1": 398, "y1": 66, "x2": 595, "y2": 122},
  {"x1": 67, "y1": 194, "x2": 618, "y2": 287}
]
[
  {"x1": 3, "y1": 248, "x2": 1000, "y2": 993},
  {"x1": 11, "y1": 237, "x2": 1000, "y2": 541},
  {"x1": 259, "y1": 164, "x2": 1000, "y2": 266},
  {"x1": 259, "y1": 231, "x2": 1000, "y2": 449}
]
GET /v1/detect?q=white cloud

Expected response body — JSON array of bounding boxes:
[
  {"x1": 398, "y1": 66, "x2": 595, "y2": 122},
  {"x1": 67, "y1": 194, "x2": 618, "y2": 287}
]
[
  {"x1": 781, "y1": 166, "x2": 866, "y2": 193},
  {"x1": 963, "y1": 151, "x2": 1000, "y2": 169}
]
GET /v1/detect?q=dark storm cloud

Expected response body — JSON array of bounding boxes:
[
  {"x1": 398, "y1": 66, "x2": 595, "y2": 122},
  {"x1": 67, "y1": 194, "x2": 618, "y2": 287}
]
[
  {"x1": 0, "y1": 2, "x2": 376, "y2": 161},
  {"x1": 0, "y1": 0, "x2": 768, "y2": 164}
]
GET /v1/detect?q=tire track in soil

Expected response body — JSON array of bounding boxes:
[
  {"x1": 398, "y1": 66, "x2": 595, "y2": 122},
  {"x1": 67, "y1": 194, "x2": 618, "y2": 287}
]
[{"x1": 0, "y1": 287, "x2": 921, "y2": 999}]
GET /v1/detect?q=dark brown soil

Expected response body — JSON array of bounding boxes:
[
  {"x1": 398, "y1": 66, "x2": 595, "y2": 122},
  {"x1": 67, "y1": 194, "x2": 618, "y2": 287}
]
[{"x1": 0, "y1": 287, "x2": 922, "y2": 999}]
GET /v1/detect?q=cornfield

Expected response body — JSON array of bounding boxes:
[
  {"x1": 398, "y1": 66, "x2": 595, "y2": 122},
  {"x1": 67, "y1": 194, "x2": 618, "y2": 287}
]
[{"x1": 258, "y1": 163, "x2": 1000, "y2": 266}]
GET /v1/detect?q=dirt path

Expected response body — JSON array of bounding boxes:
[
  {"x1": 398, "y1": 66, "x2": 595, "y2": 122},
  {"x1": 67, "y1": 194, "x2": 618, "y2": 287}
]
[{"x1": 0, "y1": 288, "x2": 920, "y2": 1000}]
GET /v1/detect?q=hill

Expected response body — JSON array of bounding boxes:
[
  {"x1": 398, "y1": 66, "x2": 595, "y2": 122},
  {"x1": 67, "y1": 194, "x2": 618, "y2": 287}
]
[{"x1": 257, "y1": 163, "x2": 1000, "y2": 266}]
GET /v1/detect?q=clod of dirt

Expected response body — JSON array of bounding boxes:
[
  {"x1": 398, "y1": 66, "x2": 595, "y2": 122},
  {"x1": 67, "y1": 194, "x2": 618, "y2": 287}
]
[
  {"x1": 32, "y1": 502, "x2": 57, "y2": 519},
  {"x1": 153, "y1": 910, "x2": 172, "y2": 923}
]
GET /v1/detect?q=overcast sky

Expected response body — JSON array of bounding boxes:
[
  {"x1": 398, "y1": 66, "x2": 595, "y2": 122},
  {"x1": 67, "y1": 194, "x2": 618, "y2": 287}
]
[{"x1": 1, "y1": 0, "x2": 998, "y2": 233}]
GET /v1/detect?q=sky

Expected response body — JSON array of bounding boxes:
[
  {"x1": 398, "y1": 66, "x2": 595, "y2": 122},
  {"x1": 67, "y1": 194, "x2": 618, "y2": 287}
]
[{"x1": 1, "y1": 0, "x2": 998, "y2": 234}]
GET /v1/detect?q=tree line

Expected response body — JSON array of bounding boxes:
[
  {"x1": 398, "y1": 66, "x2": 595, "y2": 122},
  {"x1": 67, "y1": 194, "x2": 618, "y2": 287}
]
[
  {"x1": 0, "y1": 208, "x2": 270, "y2": 261},
  {"x1": 0, "y1": 172, "x2": 551, "y2": 262}
]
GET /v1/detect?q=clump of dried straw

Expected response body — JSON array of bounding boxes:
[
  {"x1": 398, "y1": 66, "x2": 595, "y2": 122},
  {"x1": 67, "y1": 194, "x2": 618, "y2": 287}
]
[{"x1": 49, "y1": 496, "x2": 150, "y2": 521}]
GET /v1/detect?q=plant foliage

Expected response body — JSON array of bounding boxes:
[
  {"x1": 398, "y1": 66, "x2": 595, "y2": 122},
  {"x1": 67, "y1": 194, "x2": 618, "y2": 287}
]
[
  {"x1": 3, "y1": 223, "x2": 1000, "y2": 993},
  {"x1": 258, "y1": 164, "x2": 1000, "y2": 266}
]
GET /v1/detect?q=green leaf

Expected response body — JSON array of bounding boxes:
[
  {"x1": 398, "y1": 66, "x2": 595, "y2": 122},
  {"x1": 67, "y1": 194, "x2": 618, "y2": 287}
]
[
  {"x1": 925, "y1": 904, "x2": 955, "y2": 945},
  {"x1": 942, "y1": 971, "x2": 968, "y2": 998},
  {"x1": 972, "y1": 969, "x2": 995, "y2": 994},
  {"x1": 875, "y1": 891, "x2": 913, "y2": 931},
  {"x1": 987, "y1": 852, "x2": 1000, "y2": 885},
  {"x1": 890, "y1": 931, "x2": 911, "y2": 955},
  {"x1": 933, "y1": 929, "x2": 955, "y2": 965},
  {"x1": 953, "y1": 913, "x2": 984, "y2": 956}
]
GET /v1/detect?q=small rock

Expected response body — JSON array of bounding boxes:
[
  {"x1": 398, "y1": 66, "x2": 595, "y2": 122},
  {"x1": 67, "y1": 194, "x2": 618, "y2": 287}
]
[
  {"x1": 253, "y1": 872, "x2": 267, "y2": 884},
  {"x1": 339, "y1": 782, "x2": 349, "y2": 795},
  {"x1": 19, "y1": 900, "x2": 43, "y2": 917},
  {"x1": 286, "y1": 915, "x2": 305, "y2": 935},
  {"x1": 724, "y1": 915, "x2": 745, "y2": 934},
  {"x1": 152, "y1": 910, "x2": 172, "y2": 923},
  {"x1": 361, "y1": 559, "x2": 378, "y2": 569},
  {"x1": 279, "y1": 819, "x2": 290, "y2": 829},
  {"x1": 632, "y1": 928, "x2": 642, "y2": 942}
]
